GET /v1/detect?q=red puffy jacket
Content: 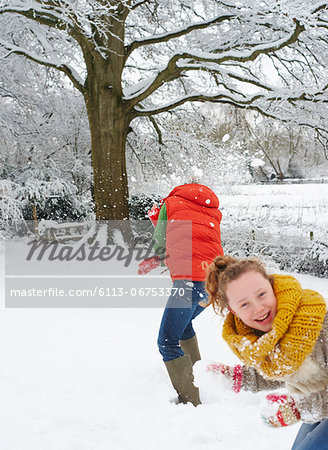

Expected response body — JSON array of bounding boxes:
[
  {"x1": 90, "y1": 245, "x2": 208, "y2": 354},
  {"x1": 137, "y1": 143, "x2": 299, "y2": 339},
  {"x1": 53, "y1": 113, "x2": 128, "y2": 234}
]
[{"x1": 163, "y1": 183, "x2": 223, "y2": 280}]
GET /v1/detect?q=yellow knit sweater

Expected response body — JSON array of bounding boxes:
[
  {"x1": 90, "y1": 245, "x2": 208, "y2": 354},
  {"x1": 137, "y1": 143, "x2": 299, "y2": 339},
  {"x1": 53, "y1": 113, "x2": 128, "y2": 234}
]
[{"x1": 222, "y1": 274, "x2": 326, "y2": 379}]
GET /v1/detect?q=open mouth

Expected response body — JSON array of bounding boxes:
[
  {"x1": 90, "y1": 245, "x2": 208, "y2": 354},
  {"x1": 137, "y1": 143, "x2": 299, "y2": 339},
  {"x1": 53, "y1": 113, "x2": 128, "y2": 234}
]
[{"x1": 255, "y1": 312, "x2": 270, "y2": 322}]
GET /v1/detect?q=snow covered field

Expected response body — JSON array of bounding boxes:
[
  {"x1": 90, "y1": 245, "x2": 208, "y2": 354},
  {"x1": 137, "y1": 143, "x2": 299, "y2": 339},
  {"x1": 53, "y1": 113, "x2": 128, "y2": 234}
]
[
  {"x1": 0, "y1": 182, "x2": 327, "y2": 450},
  {"x1": 142, "y1": 181, "x2": 328, "y2": 241},
  {"x1": 218, "y1": 182, "x2": 328, "y2": 239}
]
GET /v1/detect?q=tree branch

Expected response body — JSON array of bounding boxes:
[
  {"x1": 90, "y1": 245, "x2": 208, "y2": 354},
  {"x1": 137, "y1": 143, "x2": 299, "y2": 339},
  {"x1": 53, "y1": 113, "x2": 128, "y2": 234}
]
[
  {"x1": 134, "y1": 92, "x2": 263, "y2": 117},
  {"x1": 0, "y1": 39, "x2": 84, "y2": 93},
  {"x1": 132, "y1": 79, "x2": 328, "y2": 120},
  {"x1": 0, "y1": 3, "x2": 71, "y2": 30},
  {"x1": 172, "y1": 20, "x2": 305, "y2": 66},
  {"x1": 125, "y1": 19, "x2": 305, "y2": 108},
  {"x1": 125, "y1": 13, "x2": 234, "y2": 59},
  {"x1": 148, "y1": 116, "x2": 163, "y2": 144},
  {"x1": 130, "y1": 0, "x2": 151, "y2": 10}
]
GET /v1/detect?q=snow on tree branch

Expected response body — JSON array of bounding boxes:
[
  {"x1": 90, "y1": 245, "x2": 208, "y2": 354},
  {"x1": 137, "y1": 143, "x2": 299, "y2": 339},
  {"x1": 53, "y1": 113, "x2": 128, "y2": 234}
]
[
  {"x1": 0, "y1": 38, "x2": 84, "y2": 92},
  {"x1": 125, "y1": 19, "x2": 304, "y2": 107},
  {"x1": 0, "y1": 3, "x2": 73, "y2": 29},
  {"x1": 174, "y1": 21, "x2": 304, "y2": 65},
  {"x1": 125, "y1": 13, "x2": 235, "y2": 59}
]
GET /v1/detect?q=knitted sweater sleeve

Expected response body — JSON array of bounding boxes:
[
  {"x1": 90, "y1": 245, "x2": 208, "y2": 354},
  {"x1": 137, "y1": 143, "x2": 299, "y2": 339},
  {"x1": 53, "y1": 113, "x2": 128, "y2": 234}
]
[
  {"x1": 294, "y1": 315, "x2": 328, "y2": 424},
  {"x1": 242, "y1": 316, "x2": 328, "y2": 423},
  {"x1": 296, "y1": 391, "x2": 328, "y2": 423},
  {"x1": 152, "y1": 204, "x2": 167, "y2": 265},
  {"x1": 242, "y1": 366, "x2": 284, "y2": 393}
]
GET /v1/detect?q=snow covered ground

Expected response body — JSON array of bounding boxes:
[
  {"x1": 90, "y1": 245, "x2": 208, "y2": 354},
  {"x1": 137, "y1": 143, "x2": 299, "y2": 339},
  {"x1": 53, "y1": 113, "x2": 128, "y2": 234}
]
[
  {"x1": 0, "y1": 182, "x2": 327, "y2": 450},
  {"x1": 0, "y1": 251, "x2": 327, "y2": 449}
]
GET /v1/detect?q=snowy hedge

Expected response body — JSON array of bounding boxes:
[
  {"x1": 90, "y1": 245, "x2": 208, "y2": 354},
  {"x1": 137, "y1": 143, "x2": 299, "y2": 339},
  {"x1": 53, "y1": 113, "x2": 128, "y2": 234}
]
[{"x1": 221, "y1": 228, "x2": 328, "y2": 278}]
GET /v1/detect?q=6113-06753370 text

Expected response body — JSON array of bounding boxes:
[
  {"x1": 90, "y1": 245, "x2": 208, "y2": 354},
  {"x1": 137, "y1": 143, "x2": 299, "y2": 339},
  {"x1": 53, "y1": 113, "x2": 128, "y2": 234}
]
[{"x1": 9, "y1": 287, "x2": 185, "y2": 298}]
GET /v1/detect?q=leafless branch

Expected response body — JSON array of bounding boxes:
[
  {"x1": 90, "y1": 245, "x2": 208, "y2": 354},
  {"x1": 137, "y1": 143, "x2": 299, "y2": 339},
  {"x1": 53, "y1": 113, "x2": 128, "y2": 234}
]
[{"x1": 125, "y1": 13, "x2": 234, "y2": 59}]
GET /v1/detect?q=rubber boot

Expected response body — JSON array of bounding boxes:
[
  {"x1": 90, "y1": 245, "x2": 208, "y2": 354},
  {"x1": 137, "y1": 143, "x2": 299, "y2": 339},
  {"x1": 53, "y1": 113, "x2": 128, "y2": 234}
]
[
  {"x1": 180, "y1": 334, "x2": 201, "y2": 366},
  {"x1": 164, "y1": 354, "x2": 201, "y2": 406}
]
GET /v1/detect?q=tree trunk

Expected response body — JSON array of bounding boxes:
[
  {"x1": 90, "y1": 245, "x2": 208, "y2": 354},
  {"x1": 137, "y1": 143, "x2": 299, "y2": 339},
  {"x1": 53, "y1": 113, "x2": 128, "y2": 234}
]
[
  {"x1": 85, "y1": 77, "x2": 131, "y2": 221},
  {"x1": 81, "y1": 4, "x2": 131, "y2": 221}
]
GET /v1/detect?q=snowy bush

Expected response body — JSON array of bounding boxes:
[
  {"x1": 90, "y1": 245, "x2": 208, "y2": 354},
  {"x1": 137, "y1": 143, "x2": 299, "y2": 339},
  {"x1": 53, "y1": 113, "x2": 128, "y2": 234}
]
[
  {"x1": 128, "y1": 193, "x2": 162, "y2": 220},
  {"x1": 218, "y1": 183, "x2": 328, "y2": 278},
  {"x1": 20, "y1": 177, "x2": 93, "y2": 223},
  {"x1": 0, "y1": 180, "x2": 23, "y2": 221},
  {"x1": 221, "y1": 232, "x2": 328, "y2": 278},
  {"x1": 295, "y1": 241, "x2": 328, "y2": 277},
  {"x1": 0, "y1": 180, "x2": 26, "y2": 238}
]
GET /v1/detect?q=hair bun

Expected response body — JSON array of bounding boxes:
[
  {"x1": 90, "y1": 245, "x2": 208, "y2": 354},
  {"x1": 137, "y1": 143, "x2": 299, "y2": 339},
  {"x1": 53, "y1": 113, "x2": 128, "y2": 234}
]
[{"x1": 213, "y1": 255, "x2": 237, "y2": 271}]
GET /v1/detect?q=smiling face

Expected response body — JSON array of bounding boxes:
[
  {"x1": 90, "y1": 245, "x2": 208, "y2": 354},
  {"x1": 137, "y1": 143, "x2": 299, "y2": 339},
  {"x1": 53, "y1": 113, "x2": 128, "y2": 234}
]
[{"x1": 226, "y1": 270, "x2": 277, "y2": 332}]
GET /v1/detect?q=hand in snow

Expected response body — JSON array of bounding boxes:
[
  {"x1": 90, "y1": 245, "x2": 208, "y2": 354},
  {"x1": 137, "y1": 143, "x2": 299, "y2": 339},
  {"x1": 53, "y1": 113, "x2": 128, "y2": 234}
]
[
  {"x1": 262, "y1": 394, "x2": 301, "y2": 427},
  {"x1": 206, "y1": 363, "x2": 243, "y2": 393},
  {"x1": 138, "y1": 256, "x2": 161, "y2": 275}
]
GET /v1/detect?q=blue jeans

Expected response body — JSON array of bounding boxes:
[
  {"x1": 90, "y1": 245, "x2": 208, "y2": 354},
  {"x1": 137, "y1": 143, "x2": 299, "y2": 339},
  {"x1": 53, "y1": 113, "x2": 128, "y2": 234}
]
[
  {"x1": 157, "y1": 280, "x2": 206, "y2": 362},
  {"x1": 291, "y1": 419, "x2": 328, "y2": 450}
]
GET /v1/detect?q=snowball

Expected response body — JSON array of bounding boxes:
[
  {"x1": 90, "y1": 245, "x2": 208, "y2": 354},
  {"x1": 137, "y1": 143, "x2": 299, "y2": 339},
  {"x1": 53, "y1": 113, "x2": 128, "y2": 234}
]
[
  {"x1": 193, "y1": 360, "x2": 233, "y2": 390},
  {"x1": 261, "y1": 399, "x2": 279, "y2": 419}
]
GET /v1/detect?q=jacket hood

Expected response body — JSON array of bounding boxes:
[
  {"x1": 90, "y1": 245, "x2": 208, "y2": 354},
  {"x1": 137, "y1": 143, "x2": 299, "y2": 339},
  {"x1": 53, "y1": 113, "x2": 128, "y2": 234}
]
[{"x1": 165, "y1": 183, "x2": 219, "y2": 208}]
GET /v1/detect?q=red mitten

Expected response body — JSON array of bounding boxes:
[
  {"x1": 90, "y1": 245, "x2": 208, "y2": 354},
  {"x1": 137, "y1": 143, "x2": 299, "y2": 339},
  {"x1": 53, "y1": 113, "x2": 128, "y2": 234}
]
[
  {"x1": 138, "y1": 256, "x2": 161, "y2": 275},
  {"x1": 147, "y1": 203, "x2": 161, "y2": 226},
  {"x1": 262, "y1": 394, "x2": 301, "y2": 427},
  {"x1": 207, "y1": 363, "x2": 243, "y2": 393}
]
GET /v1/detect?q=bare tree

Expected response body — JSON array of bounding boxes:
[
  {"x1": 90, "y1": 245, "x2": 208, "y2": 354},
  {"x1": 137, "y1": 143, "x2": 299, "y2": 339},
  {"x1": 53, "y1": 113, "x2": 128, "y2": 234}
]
[{"x1": 1, "y1": 1, "x2": 328, "y2": 219}]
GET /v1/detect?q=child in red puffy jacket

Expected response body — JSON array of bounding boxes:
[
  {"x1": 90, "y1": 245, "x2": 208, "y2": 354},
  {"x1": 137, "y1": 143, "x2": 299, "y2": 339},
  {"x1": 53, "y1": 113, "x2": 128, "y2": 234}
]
[{"x1": 139, "y1": 182, "x2": 223, "y2": 406}]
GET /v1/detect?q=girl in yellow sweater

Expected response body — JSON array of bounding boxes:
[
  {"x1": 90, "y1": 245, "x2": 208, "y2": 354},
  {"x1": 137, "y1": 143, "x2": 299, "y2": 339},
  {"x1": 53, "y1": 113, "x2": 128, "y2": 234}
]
[{"x1": 205, "y1": 255, "x2": 328, "y2": 450}]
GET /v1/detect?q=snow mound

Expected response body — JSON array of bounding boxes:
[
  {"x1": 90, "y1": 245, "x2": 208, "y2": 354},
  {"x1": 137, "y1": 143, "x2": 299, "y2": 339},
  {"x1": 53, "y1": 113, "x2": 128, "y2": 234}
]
[{"x1": 194, "y1": 360, "x2": 236, "y2": 404}]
